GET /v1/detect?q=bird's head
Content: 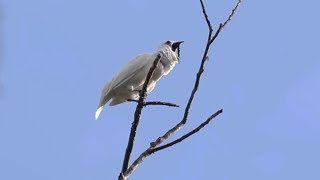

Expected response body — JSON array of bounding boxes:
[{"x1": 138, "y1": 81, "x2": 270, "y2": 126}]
[{"x1": 158, "y1": 40, "x2": 184, "y2": 63}]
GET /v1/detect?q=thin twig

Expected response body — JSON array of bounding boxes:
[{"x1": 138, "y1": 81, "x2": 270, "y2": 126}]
[
  {"x1": 127, "y1": 99, "x2": 179, "y2": 107},
  {"x1": 200, "y1": 0, "x2": 213, "y2": 32},
  {"x1": 151, "y1": 109, "x2": 223, "y2": 152},
  {"x1": 119, "y1": 54, "x2": 161, "y2": 180},
  {"x1": 144, "y1": 101, "x2": 179, "y2": 107},
  {"x1": 222, "y1": 0, "x2": 241, "y2": 29}
]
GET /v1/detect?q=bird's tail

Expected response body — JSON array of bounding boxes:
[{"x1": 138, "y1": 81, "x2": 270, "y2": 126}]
[
  {"x1": 95, "y1": 106, "x2": 104, "y2": 120},
  {"x1": 95, "y1": 83, "x2": 113, "y2": 120}
]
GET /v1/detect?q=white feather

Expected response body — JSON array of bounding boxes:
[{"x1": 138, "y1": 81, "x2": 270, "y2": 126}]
[
  {"x1": 95, "y1": 40, "x2": 183, "y2": 120},
  {"x1": 95, "y1": 106, "x2": 104, "y2": 120}
]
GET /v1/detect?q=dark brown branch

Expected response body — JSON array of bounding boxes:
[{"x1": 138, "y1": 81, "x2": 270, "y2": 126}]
[
  {"x1": 144, "y1": 101, "x2": 179, "y2": 107},
  {"x1": 119, "y1": 54, "x2": 161, "y2": 180},
  {"x1": 127, "y1": 99, "x2": 179, "y2": 107},
  {"x1": 222, "y1": 0, "x2": 241, "y2": 29},
  {"x1": 200, "y1": 0, "x2": 213, "y2": 32},
  {"x1": 147, "y1": 0, "x2": 241, "y2": 154},
  {"x1": 132, "y1": 0, "x2": 219, "y2": 152},
  {"x1": 209, "y1": 24, "x2": 223, "y2": 45},
  {"x1": 125, "y1": 109, "x2": 222, "y2": 176},
  {"x1": 151, "y1": 109, "x2": 222, "y2": 152}
]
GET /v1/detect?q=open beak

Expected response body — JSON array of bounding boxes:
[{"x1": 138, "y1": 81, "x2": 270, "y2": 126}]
[
  {"x1": 173, "y1": 41, "x2": 184, "y2": 46},
  {"x1": 172, "y1": 41, "x2": 184, "y2": 63}
]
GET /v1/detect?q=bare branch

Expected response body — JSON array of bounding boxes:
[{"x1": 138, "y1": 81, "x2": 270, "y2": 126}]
[
  {"x1": 119, "y1": 54, "x2": 161, "y2": 180},
  {"x1": 127, "y1": 99, "x2": 179, "y2": 107},
  {"x1": 144, "y1": 101, "x2": 179, "y2": 107},
  {"x1": 222, "y1": 0, "x2": 242, "y2": 29},
  {"x1": 209, "y1": 24, "x2": 223, "y2": 45},
  {"x1": 141, "y1": 0, "x2": 221, "y2": 152},
  {"x1": 150, "y1": 109, "x2": 223, "y2": 153},
  {"x1": 125, "y1": 109, "x2": 222, "y2": 176},
  {"x1": 200, "y1": 0, "x2": 213, "y2": 32}
]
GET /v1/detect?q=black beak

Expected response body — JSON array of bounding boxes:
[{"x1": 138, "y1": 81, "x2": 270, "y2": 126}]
[
  {"x1": 171, "y1": 41, "x2": 183, "y2": 63},
  {"x1": 172, "y1": 41, "x2": 184, "y2": 52}
]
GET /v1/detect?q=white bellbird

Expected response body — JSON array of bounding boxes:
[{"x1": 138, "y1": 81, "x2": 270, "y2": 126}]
[{"x1": 95, "y1": 40, "x2": 183, "y2": 120}]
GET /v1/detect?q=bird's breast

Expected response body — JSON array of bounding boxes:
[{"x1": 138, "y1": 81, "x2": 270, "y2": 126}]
[{"x1": 159, "y1": 57, "x2": 176, "y2": 75}]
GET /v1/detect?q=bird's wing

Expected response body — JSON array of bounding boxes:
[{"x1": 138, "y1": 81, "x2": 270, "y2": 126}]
[
  {"x1": 111, "y1": 53, "x2": 153, "y2": 89},
  {"x1": 96, "y1": 54, "x2": 151, "y2": 120},
  {"x1": 97, "y1": 54, "x2": 152, "y2": 106}
]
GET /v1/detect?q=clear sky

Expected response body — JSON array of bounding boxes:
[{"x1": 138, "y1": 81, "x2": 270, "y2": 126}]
[{"x1": 1, "y1": 0, "x2": 320, "y2": 179}]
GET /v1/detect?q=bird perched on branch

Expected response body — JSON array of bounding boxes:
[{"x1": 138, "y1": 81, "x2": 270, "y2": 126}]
[{"x1": 95, "y1": 40, "x2": 183, "y2": 120}]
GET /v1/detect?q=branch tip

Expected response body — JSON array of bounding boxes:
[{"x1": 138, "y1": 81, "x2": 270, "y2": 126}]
[{"x1": 222, "y1": 0, "x2": 241, "y2": 29}]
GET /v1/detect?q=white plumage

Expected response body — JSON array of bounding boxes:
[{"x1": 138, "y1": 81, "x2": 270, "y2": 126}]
[{"x1": 95, "y1": 40, "x2": 183, "y2": 120}]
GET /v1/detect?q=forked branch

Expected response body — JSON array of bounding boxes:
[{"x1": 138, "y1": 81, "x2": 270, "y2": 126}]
[{"x1": 119, "y1": 0, "x2": 241, "y2": 179}]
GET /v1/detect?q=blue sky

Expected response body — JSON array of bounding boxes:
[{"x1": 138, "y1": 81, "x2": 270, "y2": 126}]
[{"x1": 1, "y1": 0, "x2": 320, "y2": 179}]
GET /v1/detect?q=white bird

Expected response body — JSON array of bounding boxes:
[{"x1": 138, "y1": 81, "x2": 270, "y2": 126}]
[{"x1": 95, "y1": 40, "x2": 183, "y2": 120}]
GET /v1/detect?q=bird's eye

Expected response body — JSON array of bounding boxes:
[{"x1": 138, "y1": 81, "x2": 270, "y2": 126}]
[{"x1": 165, "y1": 41, "x2": 171, "y2": 45}]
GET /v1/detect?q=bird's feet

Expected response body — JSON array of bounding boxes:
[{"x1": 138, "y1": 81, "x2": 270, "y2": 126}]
[
  {"x1": 127, "y1": 88, "x2": 148, "y2": 97},
  {"x1": 127, "y1": 99, "x2": 139, "y2": 103}
]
